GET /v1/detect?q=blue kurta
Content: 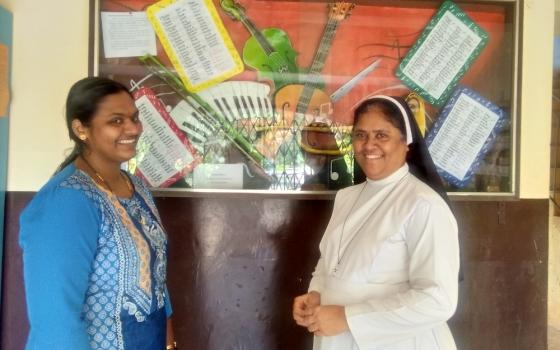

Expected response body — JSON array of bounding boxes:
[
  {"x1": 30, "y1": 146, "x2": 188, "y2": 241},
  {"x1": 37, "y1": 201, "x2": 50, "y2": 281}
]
[{"x1": 20, "y1": 164, "x2": 171, "y2": 350}]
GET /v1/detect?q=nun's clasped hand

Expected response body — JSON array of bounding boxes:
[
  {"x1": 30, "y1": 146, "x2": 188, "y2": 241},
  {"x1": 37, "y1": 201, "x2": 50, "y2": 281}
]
[
  {"x1": 293, "y1": 291, "x2": 320, "y2": 327},
  {"x1": 293, "y1": 292, "x2": 349, "y2": 336}
]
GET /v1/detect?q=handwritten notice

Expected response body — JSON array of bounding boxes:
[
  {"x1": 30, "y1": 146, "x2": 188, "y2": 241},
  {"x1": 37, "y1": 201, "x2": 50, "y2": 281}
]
[
  {"x1": 426, "y1": 87, "x2": 506, "y2": 187},
  {"x1": 147, "y1": 0, "x2": 243, "y2": 92},
  {"x1": 0, "y1": 44, "x2": 9, "y2": 117},
  {"x1": 133, "y1": 87, "x2": 200, "y2": 187},
  {"x1": 397, "y1": 1, "x2": 488, "y2": 106},
  {"x1": 100, "y1": 12, "x2": 156, "y2": 58}
]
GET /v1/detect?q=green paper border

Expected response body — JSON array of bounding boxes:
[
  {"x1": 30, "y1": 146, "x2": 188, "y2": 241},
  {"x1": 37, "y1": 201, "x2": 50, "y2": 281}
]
[{"x1": 396, "y1": 1, "x2": 488, "y2": 106}]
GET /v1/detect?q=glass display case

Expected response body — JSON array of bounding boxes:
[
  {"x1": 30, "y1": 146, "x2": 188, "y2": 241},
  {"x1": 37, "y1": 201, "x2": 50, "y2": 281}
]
[{"x1": 91, "y1": 0, "x2": 520, "y2": 195}]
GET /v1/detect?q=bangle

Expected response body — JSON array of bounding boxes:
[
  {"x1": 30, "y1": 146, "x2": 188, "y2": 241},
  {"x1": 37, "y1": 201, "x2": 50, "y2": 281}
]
[{"x1": 166, "y1": 341, "x2": 177, "y2": 350}]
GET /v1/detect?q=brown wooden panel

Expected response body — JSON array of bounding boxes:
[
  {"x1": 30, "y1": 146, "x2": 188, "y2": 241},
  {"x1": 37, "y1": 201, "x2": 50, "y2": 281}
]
[
  {"x1": 1, "y1": 192, "x2": 33, "y2": 350},
  {"x1": 449, "y1": 200, "x2": 548, "y2": 350},
  {"x1": 1, "y1": 193, "x2": 548, "y2": 350},
  {"x1": 157, "y1": 196, "x2": 330, "y2": 349}
]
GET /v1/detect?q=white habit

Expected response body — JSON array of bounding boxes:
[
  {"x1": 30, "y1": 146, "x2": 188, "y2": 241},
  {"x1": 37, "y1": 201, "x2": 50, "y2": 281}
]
[{"x1": 309, "y1": 164, "x2": 459, "y2": 350}]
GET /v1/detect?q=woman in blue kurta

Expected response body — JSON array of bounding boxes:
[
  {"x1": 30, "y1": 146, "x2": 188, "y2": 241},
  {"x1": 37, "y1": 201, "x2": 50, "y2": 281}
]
[{"x1": 19, "y1": 77, "x2": 176, "y2": 349}]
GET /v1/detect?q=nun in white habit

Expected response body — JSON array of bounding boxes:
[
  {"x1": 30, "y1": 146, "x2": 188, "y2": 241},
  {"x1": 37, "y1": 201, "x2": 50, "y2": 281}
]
[{"x1": 293, "y1": 96, "x2": 460, "y2": 350}]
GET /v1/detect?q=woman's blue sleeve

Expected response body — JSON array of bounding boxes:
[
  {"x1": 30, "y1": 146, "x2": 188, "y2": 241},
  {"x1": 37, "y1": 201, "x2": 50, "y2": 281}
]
[
  {"x1": 19, "y1": 187, "x2": 100, "y2": 349},
  {"x1": 164, "y1": 285, "x2": 173, "y2": 317}
]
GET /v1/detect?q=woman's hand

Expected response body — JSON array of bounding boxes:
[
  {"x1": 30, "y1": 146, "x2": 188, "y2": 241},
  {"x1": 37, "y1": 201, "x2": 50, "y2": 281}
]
[
  {"x1": 306, "y1": 305, "x2": 349, "y2": 337},
  {"x1": 293, "y1": 291, "x2": 321, "y2": 327}
]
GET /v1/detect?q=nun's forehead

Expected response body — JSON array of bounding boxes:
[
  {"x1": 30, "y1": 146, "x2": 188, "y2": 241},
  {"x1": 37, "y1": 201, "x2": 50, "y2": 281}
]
[
  {"x1": 364, "y1": 96, "x2": 413, "y2": 145},
  {"x1": 357, "y1": 105, "x2": 400, "y2": 124},
  {"x1": 354, "y1": 107, "x2": 406, "y2": 142}
]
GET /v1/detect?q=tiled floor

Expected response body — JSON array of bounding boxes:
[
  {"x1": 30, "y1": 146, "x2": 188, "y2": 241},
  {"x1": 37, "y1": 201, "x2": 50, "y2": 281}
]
[{"x1": 550, "y1": 325, "x2": 560, "y2": 350}]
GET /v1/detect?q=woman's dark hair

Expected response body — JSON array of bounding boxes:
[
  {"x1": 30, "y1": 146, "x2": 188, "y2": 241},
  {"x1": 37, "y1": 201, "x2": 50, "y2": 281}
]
[{"x1": 56, "y1": 77, "x2": 132, "y2": 173}]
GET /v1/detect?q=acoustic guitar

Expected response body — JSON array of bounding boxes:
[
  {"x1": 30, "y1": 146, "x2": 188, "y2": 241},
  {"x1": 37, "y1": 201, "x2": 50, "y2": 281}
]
[
  {"x1": 220, "y1": 0, "x2": 300, "y2": 90},
  {"x1": 274, "y1": 2, "x2": 355, "y2": 128}
]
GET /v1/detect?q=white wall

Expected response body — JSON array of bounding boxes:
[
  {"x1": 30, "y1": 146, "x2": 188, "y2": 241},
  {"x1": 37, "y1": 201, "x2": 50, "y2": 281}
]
[
  {"x1": 0, "y1": 0, "x2": 89, "y2": 191},
  {"x1": 520, "y1": 0, "x2": 554, "y2": 197},
  {"x1": 0, "y1": 0, "x2": 555, "y2": 197},
  {"x1": 551, "y1": 0, "x2": 560, "y2": 333}
]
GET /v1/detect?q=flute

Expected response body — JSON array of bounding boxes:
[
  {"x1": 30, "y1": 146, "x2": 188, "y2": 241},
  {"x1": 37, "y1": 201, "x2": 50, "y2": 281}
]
[{"x1": 139, "y1": 54, "x2": 267, "y2": 168}]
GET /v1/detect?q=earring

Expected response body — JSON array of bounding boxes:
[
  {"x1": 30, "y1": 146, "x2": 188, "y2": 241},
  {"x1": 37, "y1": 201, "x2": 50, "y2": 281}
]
[{"x1": 79, "y1": 134, "x2": 87, "y2": 141}]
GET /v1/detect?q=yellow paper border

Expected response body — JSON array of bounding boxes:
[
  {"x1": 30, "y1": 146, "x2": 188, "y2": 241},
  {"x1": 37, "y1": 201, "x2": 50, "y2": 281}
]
[{"x1": 147, "y1": 0, "x2": 243, "y2": 93}]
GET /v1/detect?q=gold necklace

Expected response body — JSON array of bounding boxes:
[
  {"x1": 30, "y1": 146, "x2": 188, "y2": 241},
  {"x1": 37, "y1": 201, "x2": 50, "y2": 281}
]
[
  {"x1": 333, "y1": 173, "x2": 408, "y2": 274},
  {"x1": 80, "y1": 155, "x2": 133, "y2": 195}
]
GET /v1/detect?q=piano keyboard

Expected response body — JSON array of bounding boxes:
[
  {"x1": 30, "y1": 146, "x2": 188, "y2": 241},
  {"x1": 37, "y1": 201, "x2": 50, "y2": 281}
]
[
  {"x1": 169, "y1": 81, "x2": 273, "y2": 155},
  {"x1": 198, "y1": 81, "x2": 274, "y2": 122}
]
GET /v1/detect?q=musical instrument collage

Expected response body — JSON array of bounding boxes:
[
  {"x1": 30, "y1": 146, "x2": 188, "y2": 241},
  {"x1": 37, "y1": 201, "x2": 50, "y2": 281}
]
[{"x1": 98, "y1": 0, "x2": 509, "y2": 191}]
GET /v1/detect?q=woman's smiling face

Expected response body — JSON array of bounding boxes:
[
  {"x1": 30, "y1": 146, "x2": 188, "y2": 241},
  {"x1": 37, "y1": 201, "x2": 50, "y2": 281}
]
[
  {"x1": 80, "y1": 91, "x2": 142, "y2": 165},
  {"x1": 352, "y1": 108, "x2": 408, "y2": 180}
]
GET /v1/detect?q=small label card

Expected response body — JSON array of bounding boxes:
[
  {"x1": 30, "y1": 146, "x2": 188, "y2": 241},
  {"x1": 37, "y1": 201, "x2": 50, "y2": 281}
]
[{"x1": 193, "y1": 163, "x2": 244, "y2": 189}]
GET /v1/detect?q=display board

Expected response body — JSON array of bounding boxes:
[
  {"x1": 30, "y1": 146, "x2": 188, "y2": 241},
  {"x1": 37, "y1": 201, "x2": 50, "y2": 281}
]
[
  {"x1": 0, "y1": 5, "x2": 12, "y2": 303},
  {"x1": 92, "y1": 0, "x2": 518, "y2": 194}
]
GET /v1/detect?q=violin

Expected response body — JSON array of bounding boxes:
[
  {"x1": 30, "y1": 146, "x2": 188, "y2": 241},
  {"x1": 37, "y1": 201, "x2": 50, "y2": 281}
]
[{"x1": 220, "y1": 0, "x2": 300, "y2": 90}]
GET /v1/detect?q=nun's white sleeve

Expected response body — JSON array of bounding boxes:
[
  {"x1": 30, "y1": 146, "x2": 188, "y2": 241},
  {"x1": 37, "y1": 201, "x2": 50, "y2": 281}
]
[
  {"x1": 344, "y1": 198, "x2": 460, "y2": 347},
  {"x1": 308, "y1": 256, "x2": 325, "y2": 293}
]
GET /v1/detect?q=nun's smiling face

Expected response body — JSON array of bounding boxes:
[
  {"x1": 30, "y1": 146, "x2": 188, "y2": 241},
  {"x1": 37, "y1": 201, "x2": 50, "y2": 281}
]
[{"x1": 352, "y1": 108, "x2": 408, "y2": 180}]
